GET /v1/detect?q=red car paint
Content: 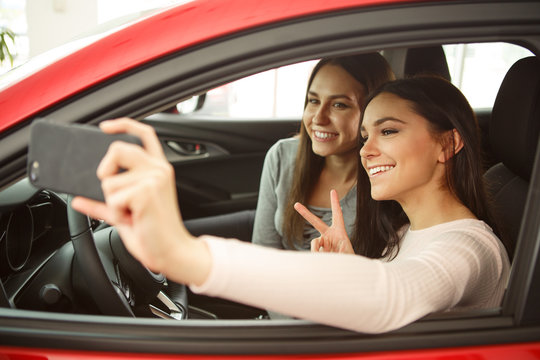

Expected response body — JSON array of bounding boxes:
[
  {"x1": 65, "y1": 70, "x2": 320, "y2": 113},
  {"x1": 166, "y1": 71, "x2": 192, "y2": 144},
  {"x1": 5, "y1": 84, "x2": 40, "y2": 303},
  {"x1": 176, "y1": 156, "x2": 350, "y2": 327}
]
[
  {"x1": 1, "y1": 342, "x2": 540, "y2": 359},
  {"x1": 0, "y1": 0, "x2": 412, "y2": 132}
]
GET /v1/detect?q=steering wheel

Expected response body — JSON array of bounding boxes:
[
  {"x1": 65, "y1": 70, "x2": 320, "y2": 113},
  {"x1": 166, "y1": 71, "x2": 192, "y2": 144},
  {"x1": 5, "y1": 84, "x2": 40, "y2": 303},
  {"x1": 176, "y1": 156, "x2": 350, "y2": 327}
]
[{"x1": 66, "y1": 196, "x2": 188, "y2": 318}]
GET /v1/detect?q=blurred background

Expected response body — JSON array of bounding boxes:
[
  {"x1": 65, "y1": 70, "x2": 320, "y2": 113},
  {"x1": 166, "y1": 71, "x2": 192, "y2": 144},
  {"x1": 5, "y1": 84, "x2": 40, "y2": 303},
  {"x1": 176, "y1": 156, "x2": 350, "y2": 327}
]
[
  {"x1": 0, "y1": 0, "x2": 186, "y2": 74},
  {"x1": 0, "y1": 0, "x2": 533, "y2": 114}
]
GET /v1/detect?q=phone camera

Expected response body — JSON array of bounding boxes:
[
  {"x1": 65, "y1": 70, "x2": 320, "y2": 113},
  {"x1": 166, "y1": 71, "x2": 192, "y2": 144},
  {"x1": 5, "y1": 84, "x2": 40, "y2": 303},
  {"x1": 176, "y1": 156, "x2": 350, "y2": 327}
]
[{"x1": 30, "y1": 161, "x2": 40, "y2": 182}]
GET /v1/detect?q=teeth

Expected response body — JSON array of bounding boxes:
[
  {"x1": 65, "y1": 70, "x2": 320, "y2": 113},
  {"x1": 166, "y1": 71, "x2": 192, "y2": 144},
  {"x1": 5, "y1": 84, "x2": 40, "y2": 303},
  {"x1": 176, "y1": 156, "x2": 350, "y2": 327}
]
[
  {"x1": 369, "y1": 165, "x2": 394, "y2": 176},
  {"x1": 314, "y1": 131, "x2": 337, "y2": 139}
]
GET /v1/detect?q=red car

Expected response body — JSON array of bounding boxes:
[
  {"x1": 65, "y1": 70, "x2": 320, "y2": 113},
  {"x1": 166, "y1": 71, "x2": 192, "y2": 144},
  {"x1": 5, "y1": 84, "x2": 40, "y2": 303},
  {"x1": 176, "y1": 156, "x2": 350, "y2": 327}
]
[{"x1": 1, "y1": 0, "x2": 540, "y2": 358}]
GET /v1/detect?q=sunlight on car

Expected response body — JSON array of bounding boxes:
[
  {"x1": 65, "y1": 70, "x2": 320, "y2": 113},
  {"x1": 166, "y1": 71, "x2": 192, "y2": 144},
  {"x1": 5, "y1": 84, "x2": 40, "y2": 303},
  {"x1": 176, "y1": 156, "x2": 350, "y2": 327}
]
[
  {"x1": 185, "y1": 60, "x2": 318, "y2": 119},
  {"x1": 444, "y1": 43, "x2": 533, "y2": 108}
]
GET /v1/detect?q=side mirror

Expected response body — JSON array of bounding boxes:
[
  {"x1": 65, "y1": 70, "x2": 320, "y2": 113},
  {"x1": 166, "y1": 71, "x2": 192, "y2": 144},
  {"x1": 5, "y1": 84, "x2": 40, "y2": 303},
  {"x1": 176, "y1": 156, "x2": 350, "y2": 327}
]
[{"x1": 176, "y1": 94, "x2": 206, "y2": 114}]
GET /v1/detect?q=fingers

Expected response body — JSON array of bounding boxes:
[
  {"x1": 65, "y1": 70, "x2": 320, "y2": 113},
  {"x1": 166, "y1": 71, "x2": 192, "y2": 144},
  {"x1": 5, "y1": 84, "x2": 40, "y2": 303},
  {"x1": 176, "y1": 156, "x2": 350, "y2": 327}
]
[
  {"x1": 311, "y1": 237, "x2": 329, "y2": 252},
  {"x1": 100, "y1": 118, "x2": 164, "y2": 158},
  {"x1": 311, "y1": 237, "x2": 340, "y2": 253},
  {"x1": 311, "y1": 237, "x2": 320, "y2": 252},
  {"x1": 100, "y1": 159, "x2": 170, "y2": 197},
  {"x1": 294, "y1": 202, "x2": 329, "y2": 234},
  {"x1": 103, "y1": 178, "x2": 151, "y2": 225},
  {"x1": 71, "y1": 196, "x2": 113, "y2": 223},
  {"x1": 97, "y1": 140, "x2": 152, "y2": 179},
  {"x1": 330, "y1": 189, "x2": 346, "y2": 229}
]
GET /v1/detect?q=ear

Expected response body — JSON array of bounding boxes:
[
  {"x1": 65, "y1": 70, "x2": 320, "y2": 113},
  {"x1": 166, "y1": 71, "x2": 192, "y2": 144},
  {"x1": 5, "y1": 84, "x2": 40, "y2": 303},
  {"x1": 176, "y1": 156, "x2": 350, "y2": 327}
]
[{"x1": 438, "y1": 129, "x2": 464, "y2": 163}]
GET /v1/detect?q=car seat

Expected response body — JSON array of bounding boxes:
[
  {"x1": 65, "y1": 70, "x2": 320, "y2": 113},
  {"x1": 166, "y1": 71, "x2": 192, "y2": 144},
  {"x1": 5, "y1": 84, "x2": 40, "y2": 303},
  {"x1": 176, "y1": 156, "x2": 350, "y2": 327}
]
[
  {"x1": 484, "y1": 56, "x2": 540, "y2": 260},
  {"x1": 403, "y1": 45, "x2": 451, "y2": 81}
]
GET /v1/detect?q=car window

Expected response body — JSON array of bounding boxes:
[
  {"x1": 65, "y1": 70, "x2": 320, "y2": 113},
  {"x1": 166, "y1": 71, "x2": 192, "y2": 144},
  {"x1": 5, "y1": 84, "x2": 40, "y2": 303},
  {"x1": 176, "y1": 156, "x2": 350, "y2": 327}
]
[
  {"x1": 174, "y1": 43, "x2": 533, "y2": 119},
  {"x1": 175, "y1": 60, "x2": 317, "y2": 119},
  {"x1": 443, "y1": 43, "x2": 533, "y2": 109}
]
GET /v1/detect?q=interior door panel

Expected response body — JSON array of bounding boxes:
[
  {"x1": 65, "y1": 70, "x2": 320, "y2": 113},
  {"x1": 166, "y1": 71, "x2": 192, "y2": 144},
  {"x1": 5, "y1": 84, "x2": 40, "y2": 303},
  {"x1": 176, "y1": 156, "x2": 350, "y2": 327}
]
[{"x1": 143, "y1": 114, "x2": 300, "y2": 219}]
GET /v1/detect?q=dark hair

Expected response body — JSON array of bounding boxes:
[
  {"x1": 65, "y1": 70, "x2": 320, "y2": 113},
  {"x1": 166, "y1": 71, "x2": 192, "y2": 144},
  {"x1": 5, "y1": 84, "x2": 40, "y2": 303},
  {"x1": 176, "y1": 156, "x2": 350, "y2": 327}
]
[
  {"x1": 354, "y1": 76, "x2": 502, "y2": 258},
  {"x1": 283, "y1": 53, "x2": 395, "y2": 248}
]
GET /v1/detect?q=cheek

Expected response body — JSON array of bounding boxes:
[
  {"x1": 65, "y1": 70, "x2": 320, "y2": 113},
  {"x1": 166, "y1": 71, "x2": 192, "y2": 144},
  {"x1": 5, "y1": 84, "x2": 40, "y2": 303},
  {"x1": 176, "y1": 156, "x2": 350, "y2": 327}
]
[
  {"x1": 401, "y1": 143, "x2": 441, "y2": 178},
  {"x1": 339, "y1": 112, "x2": 361, "y2": 134},
  {"x1": 302, "y1": 108, "x2": 313, "y2": 126},
  {"x1": 360, "y1": 157, "x2": 369, "y2": 173}
]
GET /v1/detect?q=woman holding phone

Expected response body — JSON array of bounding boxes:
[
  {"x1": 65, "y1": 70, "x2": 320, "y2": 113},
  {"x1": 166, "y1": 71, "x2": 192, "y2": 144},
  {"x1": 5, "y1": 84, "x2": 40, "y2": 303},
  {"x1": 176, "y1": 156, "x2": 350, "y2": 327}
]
[{"x1": 72, "y1": 75, "x2": 509, "y2": 333}]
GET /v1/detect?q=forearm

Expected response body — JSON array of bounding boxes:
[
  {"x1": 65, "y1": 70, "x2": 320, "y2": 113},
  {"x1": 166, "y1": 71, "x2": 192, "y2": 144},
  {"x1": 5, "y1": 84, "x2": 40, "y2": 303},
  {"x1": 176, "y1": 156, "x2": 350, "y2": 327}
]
[
  {"x1": 159, "y1": 233, "x2": 212, "y2": 287},
  {"x1": 191, "y1": 236, "x2": 407, "y2": 332},
  {"x1": 190, "y1": 234, "x2": 498, "y2": 333}
]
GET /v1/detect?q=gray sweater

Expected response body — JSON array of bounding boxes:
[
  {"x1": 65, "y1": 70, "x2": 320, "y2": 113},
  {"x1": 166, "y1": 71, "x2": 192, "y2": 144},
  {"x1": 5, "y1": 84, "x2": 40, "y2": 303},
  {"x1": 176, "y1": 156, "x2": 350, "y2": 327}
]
[{"x1": 252, "y1": 137, "x2": 357, "y2": 250}]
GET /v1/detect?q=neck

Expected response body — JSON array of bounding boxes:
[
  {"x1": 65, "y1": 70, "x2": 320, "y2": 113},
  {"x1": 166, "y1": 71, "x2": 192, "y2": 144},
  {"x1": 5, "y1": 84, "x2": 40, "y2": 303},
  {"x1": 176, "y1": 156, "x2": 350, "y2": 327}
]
[
  {"x1": 323, "y1": 150, "x2": 358, "y2": 183},
  {"x1": 399, "y1": 187, "x2": 476, "y2": 230},
  {"x1": 307, "y1": 150, "x2": 357, "y2": 207}
]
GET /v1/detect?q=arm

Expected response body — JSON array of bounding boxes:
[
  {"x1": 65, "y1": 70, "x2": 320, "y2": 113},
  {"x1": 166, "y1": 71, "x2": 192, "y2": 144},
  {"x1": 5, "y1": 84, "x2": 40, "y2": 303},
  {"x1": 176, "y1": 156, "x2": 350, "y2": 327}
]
[{"x1": 193, "y1": 227, "x2": 506, "y2": 333}]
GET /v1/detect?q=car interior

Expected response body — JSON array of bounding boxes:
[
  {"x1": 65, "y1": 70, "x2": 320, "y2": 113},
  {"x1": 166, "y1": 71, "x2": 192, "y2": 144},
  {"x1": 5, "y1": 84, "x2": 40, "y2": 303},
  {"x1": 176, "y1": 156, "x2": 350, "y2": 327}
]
[
  {"x1": 0, "y1": 39, "x2": 539, "y2": 326},
  {"x1": 484, "y1": 56, "x2": 540, "y2": 260}
]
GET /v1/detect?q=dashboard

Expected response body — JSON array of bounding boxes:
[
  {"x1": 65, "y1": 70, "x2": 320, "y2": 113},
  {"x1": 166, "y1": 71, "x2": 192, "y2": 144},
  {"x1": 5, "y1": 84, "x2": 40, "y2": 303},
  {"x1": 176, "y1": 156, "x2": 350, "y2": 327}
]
[{"x1": 0, "y1": 179, "x2": 73, "y2": 311}]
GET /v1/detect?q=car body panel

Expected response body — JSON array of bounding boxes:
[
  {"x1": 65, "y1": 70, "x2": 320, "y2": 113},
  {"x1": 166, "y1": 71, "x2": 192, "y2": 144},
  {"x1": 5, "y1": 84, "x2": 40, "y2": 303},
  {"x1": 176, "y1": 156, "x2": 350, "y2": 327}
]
[
  {"x1": 1, "y1": 342, "x2": 540, "y2": 360},
  {"x1": 0, "y1": 0, "x2": 540, "y2": 358},
  {"x1": 0, "y1": 0, "x2": 414, "y2": 132}
]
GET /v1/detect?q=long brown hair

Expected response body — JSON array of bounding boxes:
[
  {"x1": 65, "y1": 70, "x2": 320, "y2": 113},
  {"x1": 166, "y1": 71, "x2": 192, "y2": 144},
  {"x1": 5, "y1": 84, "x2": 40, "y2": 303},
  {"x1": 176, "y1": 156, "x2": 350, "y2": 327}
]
[
  {"x1": 283, "y1": 53, "x2": 395, "y2": 249},
  {"x1": 354, "y1": 76, "x2": 503, "y2": 259}
]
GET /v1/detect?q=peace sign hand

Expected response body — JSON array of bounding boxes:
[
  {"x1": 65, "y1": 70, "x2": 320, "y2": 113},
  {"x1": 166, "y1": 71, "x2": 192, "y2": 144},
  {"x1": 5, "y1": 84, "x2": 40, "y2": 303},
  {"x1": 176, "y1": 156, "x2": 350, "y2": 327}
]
[{"x1": 294, "y1": 189, "x2": 355, "y2": 254}]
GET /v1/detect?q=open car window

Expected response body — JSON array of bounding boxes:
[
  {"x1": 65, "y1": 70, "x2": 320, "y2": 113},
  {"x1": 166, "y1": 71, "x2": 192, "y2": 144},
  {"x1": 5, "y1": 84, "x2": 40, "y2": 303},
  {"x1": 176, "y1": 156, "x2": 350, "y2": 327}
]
[
  {"x1": 173, "y1": 42, "x2": 533, "y2": 120},
  {"x1": 443, "y1": 43, "x2": 534, "y2": 108}
]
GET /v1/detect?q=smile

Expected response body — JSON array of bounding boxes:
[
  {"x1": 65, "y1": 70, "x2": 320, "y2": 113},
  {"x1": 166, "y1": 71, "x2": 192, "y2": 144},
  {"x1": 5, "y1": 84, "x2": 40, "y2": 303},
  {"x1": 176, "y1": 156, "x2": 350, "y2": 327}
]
[
  {"x1": 368, "y1": 165, "x2": 395, "y2": 176},
  {"x1": 314, "y1": 130, "x2": 338, "y2": 140}
]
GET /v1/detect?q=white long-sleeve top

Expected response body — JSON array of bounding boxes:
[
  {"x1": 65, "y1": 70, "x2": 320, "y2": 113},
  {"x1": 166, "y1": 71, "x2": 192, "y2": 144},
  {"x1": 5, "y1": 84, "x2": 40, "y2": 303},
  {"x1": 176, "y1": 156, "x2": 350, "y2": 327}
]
[{"x1": 191, "y1": 219, "x2": 510, "y2": 333}]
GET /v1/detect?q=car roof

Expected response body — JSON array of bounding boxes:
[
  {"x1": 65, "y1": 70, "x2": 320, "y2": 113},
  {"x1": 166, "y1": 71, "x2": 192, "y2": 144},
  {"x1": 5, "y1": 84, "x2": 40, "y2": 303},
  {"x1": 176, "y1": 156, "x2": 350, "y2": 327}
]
[{"x1": 0, "y1": 0, "x2": 421, "y2": 132}]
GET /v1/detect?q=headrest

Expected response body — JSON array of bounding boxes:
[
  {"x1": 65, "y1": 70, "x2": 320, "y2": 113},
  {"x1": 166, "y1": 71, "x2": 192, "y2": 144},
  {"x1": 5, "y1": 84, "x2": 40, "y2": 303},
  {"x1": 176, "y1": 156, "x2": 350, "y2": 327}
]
[
  {"x1": 490, "y1": 56, "x2": 540, "y2": 181},
  {"x1": 404, "y1": 46, "x2": 451, "y2": 81}
]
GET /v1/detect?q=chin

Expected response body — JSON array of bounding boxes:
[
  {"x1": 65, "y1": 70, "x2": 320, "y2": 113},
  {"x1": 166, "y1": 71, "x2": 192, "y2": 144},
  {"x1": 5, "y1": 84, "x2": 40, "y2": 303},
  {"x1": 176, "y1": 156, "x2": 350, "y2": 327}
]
[
  {"x1": 311, "y1": 146, "x2": 333, "y2": 157},
  {"x1": 370, "y1": 190, "x2": 392, "y2": 201}
]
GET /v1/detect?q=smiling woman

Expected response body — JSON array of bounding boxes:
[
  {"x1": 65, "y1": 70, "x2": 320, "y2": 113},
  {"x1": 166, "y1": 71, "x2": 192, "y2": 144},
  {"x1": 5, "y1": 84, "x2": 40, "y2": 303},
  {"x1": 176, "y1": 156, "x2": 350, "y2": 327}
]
[
  {"x1": 359, "y1": 92, "x2": 454, "y2": 205},
  {"x1": 253, "y1": 53, "x2": 394, "y2": 253}
]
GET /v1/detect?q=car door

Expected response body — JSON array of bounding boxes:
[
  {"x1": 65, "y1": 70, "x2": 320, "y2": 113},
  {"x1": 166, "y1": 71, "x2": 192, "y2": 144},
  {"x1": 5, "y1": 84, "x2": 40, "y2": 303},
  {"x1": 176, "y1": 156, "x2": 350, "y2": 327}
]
[
  {"x1": 145, "y1": 114, "x2": 300, "y2": 219},
  {"x1": 143, "y1": 61, "x2": 315, "y2": 220}
]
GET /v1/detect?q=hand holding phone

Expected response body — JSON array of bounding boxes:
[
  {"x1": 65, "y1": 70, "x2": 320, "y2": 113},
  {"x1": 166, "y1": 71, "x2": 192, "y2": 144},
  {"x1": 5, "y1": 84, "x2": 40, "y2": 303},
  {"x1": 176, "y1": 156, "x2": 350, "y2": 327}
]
[{"x1": 27, "y1": 119, "x2": 143, "y2": 201}]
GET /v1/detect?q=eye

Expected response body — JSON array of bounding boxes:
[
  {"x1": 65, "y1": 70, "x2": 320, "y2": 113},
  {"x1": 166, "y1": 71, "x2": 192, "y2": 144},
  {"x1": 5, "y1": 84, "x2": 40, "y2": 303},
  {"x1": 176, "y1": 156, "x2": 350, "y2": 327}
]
[
  {"x1": 307, "y1": 98, "x2": 319, "y2": 105},
  {"x1": 382, "y1": 128, "x2": 398, "y2": 136},
  {"x1": 333, "y1": 102, "x2": 348, "y2": 109}
]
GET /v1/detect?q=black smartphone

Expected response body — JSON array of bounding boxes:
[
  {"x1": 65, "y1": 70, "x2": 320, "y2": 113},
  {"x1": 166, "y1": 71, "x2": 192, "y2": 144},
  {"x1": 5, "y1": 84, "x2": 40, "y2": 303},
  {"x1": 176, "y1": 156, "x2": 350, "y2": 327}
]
[{"x1": 27, "y1": 119, "x2": 143, "y2": 201}]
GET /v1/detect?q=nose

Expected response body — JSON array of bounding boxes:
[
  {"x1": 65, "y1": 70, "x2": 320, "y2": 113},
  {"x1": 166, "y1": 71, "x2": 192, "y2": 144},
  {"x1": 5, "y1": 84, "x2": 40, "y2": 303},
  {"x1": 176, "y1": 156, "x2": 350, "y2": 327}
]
[
  {"x1": 359, "y1": 136, "x2": 378, "y2": 159},
  {"x1": 313, "y1": 104, "x2": 330, "y2": 125}
]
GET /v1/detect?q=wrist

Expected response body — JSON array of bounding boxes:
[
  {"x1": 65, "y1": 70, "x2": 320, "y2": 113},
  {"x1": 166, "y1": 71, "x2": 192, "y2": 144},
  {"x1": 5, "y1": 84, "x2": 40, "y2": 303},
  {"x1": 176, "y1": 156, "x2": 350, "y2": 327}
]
[{"x1": 163, "y1": 234, "x2": 212, "y2": 287}]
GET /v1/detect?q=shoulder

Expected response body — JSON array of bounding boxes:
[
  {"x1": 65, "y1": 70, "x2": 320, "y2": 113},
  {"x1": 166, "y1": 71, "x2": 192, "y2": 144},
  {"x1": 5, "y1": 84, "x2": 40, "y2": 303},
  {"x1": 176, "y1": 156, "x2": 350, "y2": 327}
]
[
  {"x1": 265, "y1": 137, "x2": 299, "y2": 165},
  {"x1": 414, "y1": 219, "x2": 501, "y2": 247},
  {"x1": 433, "y1": 219, "x2": 500, "y2": 245},
  {"x1": 269, "y1": 137, "x2": 299, "y2": 154},
  {"x1": 409, "y1": 219, "x2": 509, "y2": 270}
]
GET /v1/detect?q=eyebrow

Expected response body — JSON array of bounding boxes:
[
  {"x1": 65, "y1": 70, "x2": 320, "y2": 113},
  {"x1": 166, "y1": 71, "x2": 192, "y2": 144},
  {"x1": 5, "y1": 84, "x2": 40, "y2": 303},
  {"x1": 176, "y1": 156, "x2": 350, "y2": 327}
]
[
  {"x1": 308, "y1": 91, "x2": 354, "y2": 101},
  {"x1": 360, "y1": 117, "x2": 406, "y2": 132}
]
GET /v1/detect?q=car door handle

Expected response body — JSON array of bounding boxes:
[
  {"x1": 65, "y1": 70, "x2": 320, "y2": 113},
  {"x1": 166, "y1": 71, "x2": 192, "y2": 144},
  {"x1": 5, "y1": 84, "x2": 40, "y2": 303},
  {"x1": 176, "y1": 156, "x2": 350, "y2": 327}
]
[{"x1": 166, "y1": 141, "x2": 207, "y2": 156}]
